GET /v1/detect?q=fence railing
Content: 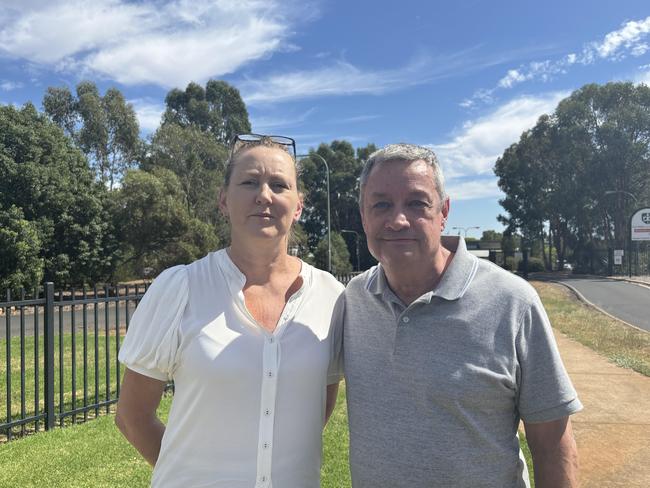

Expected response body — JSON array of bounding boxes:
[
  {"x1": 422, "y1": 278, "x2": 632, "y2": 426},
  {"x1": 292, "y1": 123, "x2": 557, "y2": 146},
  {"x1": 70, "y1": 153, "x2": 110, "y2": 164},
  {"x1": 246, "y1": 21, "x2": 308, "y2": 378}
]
[
  {"x1": 0, "y1": 283, "x2": 148, "y2": 441},
  {"x1": 1, "y1": 273, "x2": 361, "y2": 442}
]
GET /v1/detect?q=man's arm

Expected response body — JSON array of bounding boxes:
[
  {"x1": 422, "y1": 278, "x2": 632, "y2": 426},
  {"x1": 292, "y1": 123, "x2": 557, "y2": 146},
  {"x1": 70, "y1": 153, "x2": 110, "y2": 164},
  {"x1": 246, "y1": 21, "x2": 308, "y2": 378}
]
[
  {"x1": 115, "y1": 368, "x2": 167, "y2": 466},
  {"x1": 524, "y1": 416, "x2": 579, "y2": 488}
]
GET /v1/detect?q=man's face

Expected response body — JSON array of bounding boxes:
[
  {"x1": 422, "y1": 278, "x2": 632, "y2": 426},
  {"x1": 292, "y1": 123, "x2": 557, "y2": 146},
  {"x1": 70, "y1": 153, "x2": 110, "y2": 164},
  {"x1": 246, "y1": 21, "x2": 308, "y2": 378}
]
[{"x1": 361, "y1": 159, "x2": 449, "y2": 269}]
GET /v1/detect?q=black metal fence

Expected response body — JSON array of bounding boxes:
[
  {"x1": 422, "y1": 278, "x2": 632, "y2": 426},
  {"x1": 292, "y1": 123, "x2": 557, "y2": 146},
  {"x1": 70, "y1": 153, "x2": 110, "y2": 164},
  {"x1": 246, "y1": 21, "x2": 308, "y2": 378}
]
[
  {"x1": 0, "y1": 283, "x2": 148, "y2": 441},
  {"x1": 0, "y1": 273, "x2": 362, "y2": 442}
]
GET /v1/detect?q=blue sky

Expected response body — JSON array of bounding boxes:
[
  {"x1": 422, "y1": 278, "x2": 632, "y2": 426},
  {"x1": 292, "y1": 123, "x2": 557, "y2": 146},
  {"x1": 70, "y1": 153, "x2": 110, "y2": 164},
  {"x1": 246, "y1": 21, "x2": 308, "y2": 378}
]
[{"x1": 1, "y1": 1, "x2": 650, "y2": 236}]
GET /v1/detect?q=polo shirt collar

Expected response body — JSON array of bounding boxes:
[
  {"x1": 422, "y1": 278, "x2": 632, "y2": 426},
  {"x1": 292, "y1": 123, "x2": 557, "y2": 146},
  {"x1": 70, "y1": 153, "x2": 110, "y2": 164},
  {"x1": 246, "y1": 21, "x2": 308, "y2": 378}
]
[{"x1": 365, "y1": 236, "x2": 478, "y2": 302}]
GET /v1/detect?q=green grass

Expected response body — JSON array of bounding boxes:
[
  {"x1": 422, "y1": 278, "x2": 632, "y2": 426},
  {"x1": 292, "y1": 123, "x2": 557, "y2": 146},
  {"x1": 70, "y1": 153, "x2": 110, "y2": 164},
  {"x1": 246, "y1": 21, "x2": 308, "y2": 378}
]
[
  {"x1": 0, "y1": 383, "x2": 534, "y2": 488},
  {"x1": 531, "y1": 281, "x2": 650, "y2": 377},
  {"x1": 1, "y1": 330, "x2": 123, "y2": 437}
]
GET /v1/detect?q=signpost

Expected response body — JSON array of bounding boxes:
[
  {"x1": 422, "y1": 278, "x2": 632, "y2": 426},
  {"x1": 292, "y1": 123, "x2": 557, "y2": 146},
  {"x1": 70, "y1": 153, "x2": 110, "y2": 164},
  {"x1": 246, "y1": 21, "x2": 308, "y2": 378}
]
[{"x1": 629, "y1": 207, "x2": 650, "y2": 276}]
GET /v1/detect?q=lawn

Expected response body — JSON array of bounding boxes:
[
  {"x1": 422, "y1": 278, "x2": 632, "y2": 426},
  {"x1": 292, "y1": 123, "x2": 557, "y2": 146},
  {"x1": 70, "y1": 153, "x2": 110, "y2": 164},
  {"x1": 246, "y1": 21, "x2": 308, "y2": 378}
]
[
  {"x1": 531, "y1": 281, "x2": 650, "y2": 377},
  {"x1": 0, "y1": 384, "x2": 534, "y2": 487},
  {"x1": 1, "y1": 331, "x2": 123, "y2": 438}
]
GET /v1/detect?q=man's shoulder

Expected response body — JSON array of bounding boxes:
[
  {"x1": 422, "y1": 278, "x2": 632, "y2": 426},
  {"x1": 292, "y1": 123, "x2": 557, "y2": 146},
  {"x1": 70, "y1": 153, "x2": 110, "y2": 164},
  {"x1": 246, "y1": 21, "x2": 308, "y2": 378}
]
[
  {"x1": 472, "y1": 258, "x2": 538, "y2": 304},
  {"x1": 345, "y1": 266, "x2": 379, "y2": 294}
]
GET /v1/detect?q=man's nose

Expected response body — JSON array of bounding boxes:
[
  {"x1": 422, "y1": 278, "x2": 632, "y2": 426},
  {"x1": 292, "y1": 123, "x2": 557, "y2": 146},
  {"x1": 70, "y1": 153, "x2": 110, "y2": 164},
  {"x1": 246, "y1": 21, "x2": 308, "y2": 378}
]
[{"x1": 385, "y1": 208, "x2": 410, "y2": 230}]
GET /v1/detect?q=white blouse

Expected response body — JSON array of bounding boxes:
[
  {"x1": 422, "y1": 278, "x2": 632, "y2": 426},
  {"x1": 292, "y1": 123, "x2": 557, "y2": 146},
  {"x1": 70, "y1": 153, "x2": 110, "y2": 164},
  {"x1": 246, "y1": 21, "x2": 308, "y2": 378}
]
[{"x1": 118, "y1": 249, "x2": 345, "y2": 488}]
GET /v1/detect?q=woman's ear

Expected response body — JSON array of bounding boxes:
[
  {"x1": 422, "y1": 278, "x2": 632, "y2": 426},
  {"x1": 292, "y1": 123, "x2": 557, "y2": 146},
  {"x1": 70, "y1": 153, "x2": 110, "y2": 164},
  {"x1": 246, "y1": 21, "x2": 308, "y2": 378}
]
[
  {"x1": 218, "y1": 188, "x2": 228, "y2": 218},
  {"x1": 293, "y1": 191, "x2": 304, "y2": 222}
]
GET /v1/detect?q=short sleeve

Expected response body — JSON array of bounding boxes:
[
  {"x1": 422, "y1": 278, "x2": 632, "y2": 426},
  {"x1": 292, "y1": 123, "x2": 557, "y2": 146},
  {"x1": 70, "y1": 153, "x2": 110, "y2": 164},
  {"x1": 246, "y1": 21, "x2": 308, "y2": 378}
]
[
  {"x1": 516, "y1": 294, "x2": 583, "y2": 422},
  {"x1": 327, "y1": 293, "x2": 345, "y2": 385},
  {"x1": 118, "y1": 265, "x2": 189, "y2": 382}
]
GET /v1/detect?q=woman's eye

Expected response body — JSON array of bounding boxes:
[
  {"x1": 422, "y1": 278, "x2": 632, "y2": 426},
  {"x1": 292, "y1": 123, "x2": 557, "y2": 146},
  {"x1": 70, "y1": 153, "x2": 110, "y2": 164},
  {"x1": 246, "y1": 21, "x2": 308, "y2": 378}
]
[{"x1": 372, "y1": 201, "x2": 390, "y2": 209}]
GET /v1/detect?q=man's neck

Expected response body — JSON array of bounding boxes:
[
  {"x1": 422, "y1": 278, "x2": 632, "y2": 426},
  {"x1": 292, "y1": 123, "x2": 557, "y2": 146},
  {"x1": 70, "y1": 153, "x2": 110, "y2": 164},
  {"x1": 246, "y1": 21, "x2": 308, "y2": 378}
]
[{"x1": 382, "y1": 248, "x2": 454, "y2": 305}]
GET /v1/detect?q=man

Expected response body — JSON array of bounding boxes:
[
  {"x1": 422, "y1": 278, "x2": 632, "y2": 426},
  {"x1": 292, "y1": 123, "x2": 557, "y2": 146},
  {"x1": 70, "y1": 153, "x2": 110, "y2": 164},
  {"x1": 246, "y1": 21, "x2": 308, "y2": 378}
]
[{"x1": 343, "y1": 143, "x2": 582, "y2": 488}]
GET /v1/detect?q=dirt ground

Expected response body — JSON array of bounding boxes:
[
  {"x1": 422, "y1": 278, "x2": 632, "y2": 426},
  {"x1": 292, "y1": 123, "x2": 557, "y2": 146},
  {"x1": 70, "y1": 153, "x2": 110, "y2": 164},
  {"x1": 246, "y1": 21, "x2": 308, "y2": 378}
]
[{"x1": 554, "y1": 331, "x2": 650, "y2": 487}]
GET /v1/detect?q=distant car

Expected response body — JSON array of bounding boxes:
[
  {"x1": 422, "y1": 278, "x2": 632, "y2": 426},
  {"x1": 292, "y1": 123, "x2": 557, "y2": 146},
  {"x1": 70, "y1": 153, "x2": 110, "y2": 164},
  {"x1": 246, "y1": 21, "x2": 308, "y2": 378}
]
[{"x1": 563, "y1": 263, "x2": 573, "y2": 270}]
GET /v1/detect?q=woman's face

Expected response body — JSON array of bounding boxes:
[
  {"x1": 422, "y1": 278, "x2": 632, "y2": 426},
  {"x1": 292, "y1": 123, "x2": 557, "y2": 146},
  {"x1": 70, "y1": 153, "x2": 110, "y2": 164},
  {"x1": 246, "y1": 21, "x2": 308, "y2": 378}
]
[{"x1": 219, "y1": 145, "x2": 303, "y2": 242}]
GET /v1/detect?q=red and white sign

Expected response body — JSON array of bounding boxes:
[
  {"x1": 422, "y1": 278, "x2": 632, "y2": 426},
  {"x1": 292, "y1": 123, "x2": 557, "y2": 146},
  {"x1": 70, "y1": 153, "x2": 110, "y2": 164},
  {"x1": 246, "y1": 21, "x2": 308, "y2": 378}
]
[{"x1": 631, "y1": 208, "x2": 650, "y2": 241}]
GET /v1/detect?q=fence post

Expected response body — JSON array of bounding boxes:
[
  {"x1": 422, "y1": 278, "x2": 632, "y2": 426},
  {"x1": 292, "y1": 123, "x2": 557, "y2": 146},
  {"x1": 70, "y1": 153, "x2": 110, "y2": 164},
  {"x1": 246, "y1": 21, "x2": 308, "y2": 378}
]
[{"x1": 44, "y1": 282, "x2": 55, "y2": 430}]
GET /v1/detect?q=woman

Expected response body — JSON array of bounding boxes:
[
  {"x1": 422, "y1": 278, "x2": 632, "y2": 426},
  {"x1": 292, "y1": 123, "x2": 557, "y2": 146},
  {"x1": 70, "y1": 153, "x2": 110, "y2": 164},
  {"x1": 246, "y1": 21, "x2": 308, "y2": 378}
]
[{"x1": 115, "y1": 134, "x2": 344, "y2": 488}]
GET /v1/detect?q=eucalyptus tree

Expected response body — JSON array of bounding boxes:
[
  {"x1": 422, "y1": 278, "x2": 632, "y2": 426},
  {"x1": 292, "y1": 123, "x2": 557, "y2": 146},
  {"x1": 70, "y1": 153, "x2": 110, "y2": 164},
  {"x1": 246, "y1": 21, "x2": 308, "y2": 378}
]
[
  {"x1": 162, "y1": 79, "x2": 251, "y2": 144},
  {"x1": 43, "y1": 81, "x2": 140, "y2": 189}
]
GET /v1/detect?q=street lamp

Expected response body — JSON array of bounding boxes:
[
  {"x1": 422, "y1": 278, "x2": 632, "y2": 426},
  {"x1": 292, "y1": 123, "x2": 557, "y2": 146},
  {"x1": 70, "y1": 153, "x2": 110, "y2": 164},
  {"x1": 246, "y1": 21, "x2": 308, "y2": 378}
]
[
  {"x1": 604, "y1": 190, "x2": 638, "y2": 203},
  {"x1": 452, "y1": 226, "x2": 480, "y2": 238},
  {"x1": 341, "y1": 229, "x2": 360, "y2": 271},
  {"x1": 298, "y1": 153, "x2": 331, "y2": 272}
]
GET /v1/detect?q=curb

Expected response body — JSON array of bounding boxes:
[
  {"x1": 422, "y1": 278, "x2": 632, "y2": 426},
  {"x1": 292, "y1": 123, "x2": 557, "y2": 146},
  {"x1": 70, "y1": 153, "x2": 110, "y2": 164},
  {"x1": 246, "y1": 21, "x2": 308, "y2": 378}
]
[{"x1": 551, "y1": 280, "x2": 649, "y2": 334}]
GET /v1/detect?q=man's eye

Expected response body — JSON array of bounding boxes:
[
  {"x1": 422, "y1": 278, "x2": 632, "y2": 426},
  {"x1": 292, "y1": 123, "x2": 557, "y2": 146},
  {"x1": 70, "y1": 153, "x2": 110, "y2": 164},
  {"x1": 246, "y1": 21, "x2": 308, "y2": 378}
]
[
  {"x1": 240, "y1": 180, "x2": 257, "y2": 186},
  {"x1": 409, "y1": 200, "x2": 429, "y2": 208},
  {"x1": 272, "y1": 182, "x2": 289, "y2": 190},
  {"x1": 372, "y1": 201, "x2": 390, "y2": 209}
]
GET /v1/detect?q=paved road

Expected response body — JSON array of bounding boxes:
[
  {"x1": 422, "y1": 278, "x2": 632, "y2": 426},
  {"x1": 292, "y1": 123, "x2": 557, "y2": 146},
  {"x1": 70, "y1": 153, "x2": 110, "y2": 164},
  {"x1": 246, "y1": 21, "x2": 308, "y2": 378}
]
[
  {"x1": 2, "y1": 303, "x2": 133, "y2": 338},
  {"x1": 556, "y1": 277, "x2": 650, "y2": 331}
]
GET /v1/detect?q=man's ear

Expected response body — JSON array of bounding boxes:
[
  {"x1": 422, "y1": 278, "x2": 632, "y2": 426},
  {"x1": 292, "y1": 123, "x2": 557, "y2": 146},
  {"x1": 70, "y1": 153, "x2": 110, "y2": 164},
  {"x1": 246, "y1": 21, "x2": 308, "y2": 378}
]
[{"x1": 441, "y1": 197, "x2": 450, "y2": 221}]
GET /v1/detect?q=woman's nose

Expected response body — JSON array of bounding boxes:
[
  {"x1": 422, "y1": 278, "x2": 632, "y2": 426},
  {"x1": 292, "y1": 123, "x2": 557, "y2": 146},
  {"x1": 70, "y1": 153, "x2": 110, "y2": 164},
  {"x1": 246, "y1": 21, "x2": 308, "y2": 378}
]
[{"x1": 255, "y1": 184, "x2": 273, "y2": 205}]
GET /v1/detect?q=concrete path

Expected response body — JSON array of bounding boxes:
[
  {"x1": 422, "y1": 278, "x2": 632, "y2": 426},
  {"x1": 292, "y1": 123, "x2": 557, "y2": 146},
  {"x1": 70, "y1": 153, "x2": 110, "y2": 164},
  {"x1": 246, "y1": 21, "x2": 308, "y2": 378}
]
[{"x1": 555, "y1": 331, "x2": 650, "y2": 487}]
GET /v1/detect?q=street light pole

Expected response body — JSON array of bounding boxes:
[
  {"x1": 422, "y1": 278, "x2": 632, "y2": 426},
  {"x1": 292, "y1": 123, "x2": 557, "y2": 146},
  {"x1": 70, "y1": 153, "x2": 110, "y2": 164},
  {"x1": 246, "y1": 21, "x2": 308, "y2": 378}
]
[
  {"x1": 298, "y1": 153, "x2": 331, "y2": 272},
  {"x1": 452, "y1": 226, "x2": 480, "y2": 238},
  {"x1": 341, "y1": 229, "x2": 360, "y2": 271}
]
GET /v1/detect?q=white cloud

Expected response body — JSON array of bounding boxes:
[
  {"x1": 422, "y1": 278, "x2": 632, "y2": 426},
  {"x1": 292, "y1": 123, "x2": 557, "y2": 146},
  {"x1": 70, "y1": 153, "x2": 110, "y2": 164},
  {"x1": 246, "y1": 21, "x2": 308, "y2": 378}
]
[
  {"x1": 0, "y1": 80, "x2": 22, "y2": 91},
  {"x1": 431, "y1": 91, "x2": 569, "y2": 184},
  {"x1": 0, "y1": 0, "x2": 294, "y2": 88},
  {"x1": 129, "y1": 98, "x2": 165, "y2": 134},
  {"x1": 465, "y1": 16, "x2": 650, "y2": 108},
  {"x1": 250, "y1": 107, "x2": 317, "y2": 132},
  {"x1": 241, "y1": 57, "x2": 438, "y2": 105},
  {"x1": 498, "y1": 69, "x2": 528, "y2": 88},
  {"x1": 240, "y1": 47, "x2": 497, "y2": 105},
  {"x1": 592, "y1": 16, "x2": 650, "y2": 59},
  {"x1": 329, "y1": 114, "x2": 380, "y2": 124},
  {"x1": 445, "y1": 178, "x2": 502, "y2": 201}
]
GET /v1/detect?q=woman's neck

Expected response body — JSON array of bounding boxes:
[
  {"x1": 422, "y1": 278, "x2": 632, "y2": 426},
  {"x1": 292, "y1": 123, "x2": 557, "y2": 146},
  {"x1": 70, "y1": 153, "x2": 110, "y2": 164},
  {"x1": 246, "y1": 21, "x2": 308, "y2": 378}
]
[{"x1": 226, "y1": 237, "x2": 298, "y2": 284}]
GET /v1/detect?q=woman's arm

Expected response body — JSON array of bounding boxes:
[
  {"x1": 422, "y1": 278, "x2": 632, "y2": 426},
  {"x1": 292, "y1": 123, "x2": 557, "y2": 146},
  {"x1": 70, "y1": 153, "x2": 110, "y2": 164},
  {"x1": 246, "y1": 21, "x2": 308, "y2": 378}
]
[
  {"x1": 115, "y1": 368, "x2": 167, "y2": 466},
  {"x1": 325, "y1": 382, "x2": 340, "y2": 425}
]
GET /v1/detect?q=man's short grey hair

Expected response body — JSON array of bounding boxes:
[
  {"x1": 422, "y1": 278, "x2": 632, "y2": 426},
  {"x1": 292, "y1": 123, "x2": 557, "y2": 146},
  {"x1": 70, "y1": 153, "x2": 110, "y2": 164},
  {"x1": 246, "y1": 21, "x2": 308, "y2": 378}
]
[{"x1": 359, "y1": 143, "x2": 447, "y2": 207}]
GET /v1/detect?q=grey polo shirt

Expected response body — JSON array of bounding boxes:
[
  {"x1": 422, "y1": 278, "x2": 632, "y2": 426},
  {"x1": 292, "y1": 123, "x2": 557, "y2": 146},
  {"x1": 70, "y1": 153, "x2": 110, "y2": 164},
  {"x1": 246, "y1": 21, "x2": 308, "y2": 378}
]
[{"x1": 343, "y1": 236, "x2": 582, "y2": 488}]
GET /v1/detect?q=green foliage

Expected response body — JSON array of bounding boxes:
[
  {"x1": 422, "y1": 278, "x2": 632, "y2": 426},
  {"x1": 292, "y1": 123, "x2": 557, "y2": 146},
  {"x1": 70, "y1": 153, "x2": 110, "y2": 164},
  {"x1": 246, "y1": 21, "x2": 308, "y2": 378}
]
[
  {"x1": 0, "y1": 205, "x2": 44, "y2": 291},
  {"x1": 163, "y1": 80, "x2": 251, "y2": 144},
  {"x1": 495, "y1": 82, "x2": 650, "y2": 271},
  {"x1": 313, "y1": 232, "x2": 353, "y2": 274},
  {"x1": 0, "y1": 103, "x2": 114, "y2": 286},
  {"x1": 113, "y1": 168, "x2": 219, "y2": 276},
  {"x1": 43, "y1": 82, "x2": 141, "y2": 189},
  {"x1": 481, "y1": 230, "x2": 503, "y2": 242},
  {"x1": 518, "y1": 257, "x2": 545, "y2": 273},
  {"x1": 144, "y1": 123, "x2": 227, "y2": 227},
  {"x1": 299, "y1": 142, "x2": 376, "y2": 269}
]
